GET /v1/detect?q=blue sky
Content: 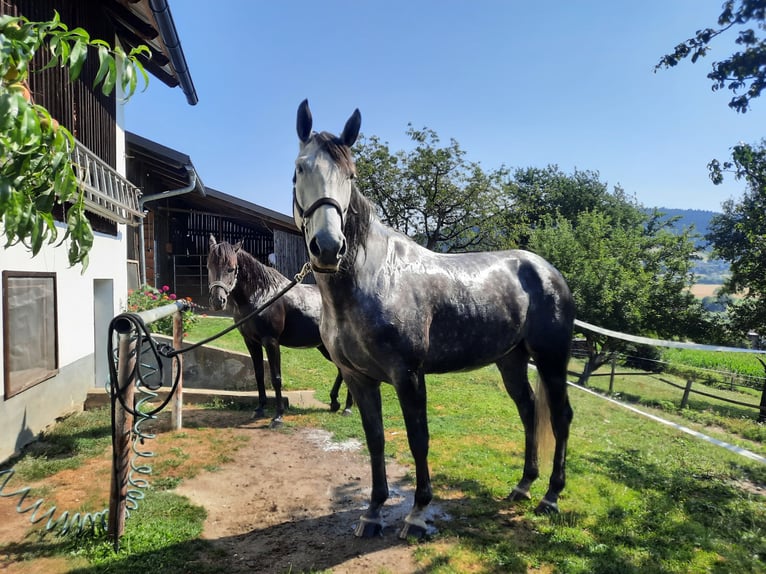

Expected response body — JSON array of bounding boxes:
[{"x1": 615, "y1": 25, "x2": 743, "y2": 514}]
[{"x1": 125, "y1": 1, "x2": 765, "y2": 217}]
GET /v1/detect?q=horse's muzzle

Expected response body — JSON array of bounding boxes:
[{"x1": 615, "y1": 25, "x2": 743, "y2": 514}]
[
  {"x1": 308, "y1": 229, "x2": 347, "y2": 272},
  {"x1": 208, "y1": 288, "x2": 227, "y2": 311}
]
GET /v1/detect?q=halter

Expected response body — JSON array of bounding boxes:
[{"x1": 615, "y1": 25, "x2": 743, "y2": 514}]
[
  {"x1": 208, "y1": 265, "x2": 238, "y2": 296},
  {"x1": 292, "y1": 179, "x2": 345, "y2": 234}
]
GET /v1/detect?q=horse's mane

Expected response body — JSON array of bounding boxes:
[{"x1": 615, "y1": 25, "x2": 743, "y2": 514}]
[
  {"x1": 237, "y1": 248, "x2": 287, "y2": 293},
  {"x1": 210, "y1": 241, "x2": 286, "y2": 294},
  {"x1": 341, "y1": 185, "x2": 375, "y2": 274}
]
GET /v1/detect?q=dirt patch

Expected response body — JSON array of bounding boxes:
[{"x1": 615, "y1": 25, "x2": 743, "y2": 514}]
[{"x1": 1, "y1": 408, "x2": 442, "y2": 573}]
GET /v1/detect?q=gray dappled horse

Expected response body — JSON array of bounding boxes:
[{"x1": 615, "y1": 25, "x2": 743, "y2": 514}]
[
  {"x1": 292, "y1": 100, "x2": 576, "y2": 538},
  {"x1": 207, "y1": 235, "x2": 351, "y2": 426}
]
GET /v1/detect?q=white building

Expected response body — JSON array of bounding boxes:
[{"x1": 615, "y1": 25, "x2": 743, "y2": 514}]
[{"x1": 0, "y1": 0, "x2": 197, "y2": 462}]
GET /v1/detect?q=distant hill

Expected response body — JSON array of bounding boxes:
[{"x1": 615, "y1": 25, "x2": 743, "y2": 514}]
[
  {"x1": 650, "y1": 208, "x2": 719, "y2": 244},
  {"x1": 647, "y1": 208, "x2": 729, "y2": 285}
]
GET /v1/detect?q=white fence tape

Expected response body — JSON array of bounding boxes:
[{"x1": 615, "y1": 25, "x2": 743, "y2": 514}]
[{"x1": 574, "y1": 319, "x2": 766, "y2": 354}]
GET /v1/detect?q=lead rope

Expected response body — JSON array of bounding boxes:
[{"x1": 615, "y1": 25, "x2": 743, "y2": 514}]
[{"x1": 160, "y1": 261, "x2": 313, "y2": 359}]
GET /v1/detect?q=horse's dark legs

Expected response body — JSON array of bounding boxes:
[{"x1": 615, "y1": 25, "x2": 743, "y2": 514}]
[
  {"x1": 319, "y1": 346, "x2": 353, "y2": 414},
  {"x1": 263, "y1": 337, "x2": 285, "y2": 428},
  {"x1": 243, "y1": 338, "x2": 268, "y2": 419},
  {"x1": 329, "y1": 370, "x2": 353, "y2": 414},
  {"x1": 497, "y1": 347, "x2": 540, "y2": 502},
  {"x1": 394, "y1": 370, "x2": 432, "y2": 539},
  {"x1": 534, "y1": 356, "x2": 573, "y2": 514},
  {"x1": 346, "y1": 377, "x2": 388, "y2": 537}
]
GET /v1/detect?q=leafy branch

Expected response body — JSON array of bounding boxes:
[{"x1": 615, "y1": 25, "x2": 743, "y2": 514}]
[
  {"x1": 655, "y1": 0, "x2": 766, "y2": 114},
  {"x1": 0, "y1": 11, "x2": 150, "y2": 269}
]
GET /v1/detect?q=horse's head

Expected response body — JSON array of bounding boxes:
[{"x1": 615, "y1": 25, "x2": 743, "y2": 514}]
[
  {"x1": 294, "y1": 99, "x2": 361, "y2": 273},
  {"x1": 207, "y1": 234, "x2": 241, "y2": 310}
]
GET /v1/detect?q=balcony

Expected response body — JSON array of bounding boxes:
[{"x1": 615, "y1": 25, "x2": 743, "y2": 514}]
[{"x1": 72, "y1": 139, "x2": 144, "y2": 226}]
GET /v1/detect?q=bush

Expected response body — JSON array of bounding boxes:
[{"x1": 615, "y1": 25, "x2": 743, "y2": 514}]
[{"x1": 126, "y1": 284, "x2": 198, "y2": 337}]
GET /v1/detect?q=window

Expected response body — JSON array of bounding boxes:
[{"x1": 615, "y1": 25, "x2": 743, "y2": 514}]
[{"x1": 2, "y1": 272, "x2": 58, "y2": 399}]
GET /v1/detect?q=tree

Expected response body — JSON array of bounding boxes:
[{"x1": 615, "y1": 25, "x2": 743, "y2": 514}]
[
  {"x1": 501, "y1": 165, "x2": 643, "y2": 249},
  {"x1": 706, "y1": 139, "x2": 766, "y2": 337},
  {"x1": 655, "y1": 0, "x2": 766, "y2": 113},
  {"x1": 0, "y1": 12, "x2": 149, "y2": 268},
  {"x1": 529, "y1": 209, "x2": 703, "y2": 382},
  {"x1": 354, "y1": 126, "x2": 508, "y2": 252}
]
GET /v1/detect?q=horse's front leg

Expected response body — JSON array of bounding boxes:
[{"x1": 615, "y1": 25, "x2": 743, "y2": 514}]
[
  {"x1": 263, "y1": 338, "x2": 285, "y2": 428},
  {"x1": 347, "y1": 377, "x2": 388, "y2": 537},
  {"x1": 394, "y1": 370, "x2": 432, "y2": 539},
  {"x1": 243, "y1": 338, "x2": 267, "y2": 419}
]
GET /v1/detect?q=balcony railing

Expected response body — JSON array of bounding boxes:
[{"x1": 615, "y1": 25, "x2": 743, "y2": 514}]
[{"x1": 72, "y1": 139, "x2": 144, "y2": 226}]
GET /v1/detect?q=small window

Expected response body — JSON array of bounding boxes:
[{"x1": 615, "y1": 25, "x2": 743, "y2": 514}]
[{"x1": 2, "y1": 272, "x2": 59, "y2": 399}]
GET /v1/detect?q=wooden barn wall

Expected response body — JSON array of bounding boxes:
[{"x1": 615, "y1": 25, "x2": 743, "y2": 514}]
[
  {"x1": 2, "y1": 0, "x2": 118, "y2": 167},
  {"x1": 274, "y1": 229, "x2": 313, "y2": 283},
  {"x1": 147, "y1": 207, "x2": 304, "y2": 301}
]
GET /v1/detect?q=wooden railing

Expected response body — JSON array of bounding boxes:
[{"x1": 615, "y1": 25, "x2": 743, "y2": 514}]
[{"x1": 72, "y1": 139, "x2": 144, "y2": 226}]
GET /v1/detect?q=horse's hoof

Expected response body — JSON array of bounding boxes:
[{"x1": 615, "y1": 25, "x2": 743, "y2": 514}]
[
  {"x1": 507, "y1": 487, "x2": 531, "y2": 502},
  {"x1": 398, "y1": 518, "x2": 428, "y2": 540},
  {"x1": 353, "y1": 516, "x2": 383, "y2": 538},
  {"x1": 269, "y1": 417, "x2": 284, "y2": 429},
  {"x1": 330, "y1": 401, "x2": 341, "y2": 412},
  {"x1": 253, "y1": 408, "x2": 266, "y2": 419},
  {"x1": 341, "y1": 408, "x2": 353, "y2": 417},
  {"x1": 534, "y1": 499, "x2": 560, "y2": 515}
]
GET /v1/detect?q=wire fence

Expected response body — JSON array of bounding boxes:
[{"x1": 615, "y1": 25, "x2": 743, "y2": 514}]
[{"x1": 571, "y1": 321, "x2": 766, "y2": 422}]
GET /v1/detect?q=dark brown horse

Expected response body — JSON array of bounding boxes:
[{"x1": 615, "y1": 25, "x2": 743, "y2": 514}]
[
  {"x1": 207, "y1": 235, "x2": 351, "y2": 425},
  {"x1": 293, "y1": 100, "x2": 575, "y2": 538}
]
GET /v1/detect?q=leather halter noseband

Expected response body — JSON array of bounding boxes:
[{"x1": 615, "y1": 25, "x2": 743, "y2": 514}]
[
  {"x1": 208, "y1": 264, "x2": 238, "y2": 296},
  {"x1": 292, "y1": 171, "x2": 346, "y2": 234}
]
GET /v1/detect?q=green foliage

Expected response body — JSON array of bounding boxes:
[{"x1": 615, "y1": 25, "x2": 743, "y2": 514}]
[
  {"x1": 502, "y1": 165, "x2": 643, "y2": 249},
  {"x1": 354, "y1": 127, "x2": 508, "y2": 252},
  {"x1": 529, "y1": 208, "x2": 704, "y2": 374},
  {"x1": 0, "y1": 12, "x2": 149, "y2": 269},
  {"x1": 127, "y1": 284, "x2": 199, "y2": 337},
  {"x1": 706, "y1": 139, "x2": 766, "y2": 336},
  {"x1": 656, "y1": 0, "x2": 766, "y2": 114}
]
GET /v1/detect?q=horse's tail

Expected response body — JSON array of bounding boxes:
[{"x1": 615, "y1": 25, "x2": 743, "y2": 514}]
[{"x1": 535, "y1": 376, "x2": 555, "y2": 462}]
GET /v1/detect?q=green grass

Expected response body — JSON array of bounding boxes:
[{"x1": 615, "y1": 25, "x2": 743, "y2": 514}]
[
  {"x1": 296, "y1": 365, "x2": 766, "y2": 573},
  {"x1": 3, "y1": 318, "x2": 764, "y2": 573},
  {"x1": 662, "y1": 347, "x2": 766, "y2": 385},
  {"x1": 1, "y1": 408, "x2": 112, "y2": 481}
]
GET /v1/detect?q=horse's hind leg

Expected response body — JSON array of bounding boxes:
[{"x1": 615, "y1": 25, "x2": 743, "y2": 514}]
[
  {"x1": 394, "y1": 369, "x2": 433, "y2": 539},
  {"x1": 534, "y1": 355, "x2": 573, "y2": 514},
  {"x1": 497, "y1": 347, "x2": 540, "y2": 502},
  {"x1": 329, "y1": 370, "x2": 343, "y2": 412},
  {"x1": 329, "y1": 371, "x2": 353, "y2": 415}
]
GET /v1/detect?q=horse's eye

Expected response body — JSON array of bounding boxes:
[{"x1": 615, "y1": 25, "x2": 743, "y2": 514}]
[
  {"x1": 227, "y1": 267, "x2": 236, "y2": 274},
  {"x1": 296, "y1": 165, "x2": 304, "y2": 175}
]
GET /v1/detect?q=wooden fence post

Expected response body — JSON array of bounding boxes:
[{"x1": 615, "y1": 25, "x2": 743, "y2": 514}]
[
  {"x1": 680, "y1": 379, "x2": 694, "y2": 410},
  {"x1": 109, "y1": 333, "x2": 135, "y2": 549},
  {"x1": 171, "y1": 311, "x2": 184, "y2": 430},
  {"x1": 608, "y1": 355, "x2": 617, "y2": 394}
]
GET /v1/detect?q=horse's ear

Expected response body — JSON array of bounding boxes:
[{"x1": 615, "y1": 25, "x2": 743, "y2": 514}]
[
  {"x1": 209, "y1": 234, "x2": 217, "y2": 249},
  {"x1": 297, "y1": 99, "x2": 312, "y2": 143},
  {"x1": 341, "y1": 108, "x2": 361, "y2": 147},
  {"x1": 233, "y1": 240, "x2": 243, "y2": 252}
]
